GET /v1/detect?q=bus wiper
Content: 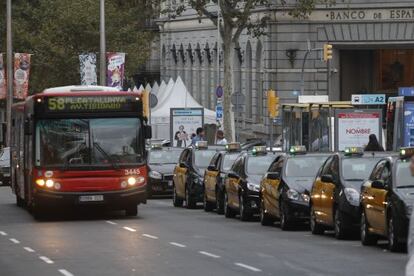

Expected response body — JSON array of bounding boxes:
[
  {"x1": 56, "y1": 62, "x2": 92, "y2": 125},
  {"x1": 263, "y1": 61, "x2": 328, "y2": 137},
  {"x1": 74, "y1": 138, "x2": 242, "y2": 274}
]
[{"x1": 93, "y1": 142, "x2": 119, "y2": 169}]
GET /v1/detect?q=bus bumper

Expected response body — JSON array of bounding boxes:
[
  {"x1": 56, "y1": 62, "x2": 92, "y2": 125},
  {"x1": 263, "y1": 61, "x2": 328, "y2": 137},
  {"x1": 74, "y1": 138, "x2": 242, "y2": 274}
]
[{"x1": 33, "y1": 186, "x2": 147, "y2": 210}]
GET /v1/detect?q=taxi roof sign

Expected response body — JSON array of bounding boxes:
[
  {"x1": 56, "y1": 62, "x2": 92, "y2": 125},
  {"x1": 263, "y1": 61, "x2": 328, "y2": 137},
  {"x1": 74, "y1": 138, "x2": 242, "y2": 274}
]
[
  {"x1": 289, "y1": 145, "x2": 307, "y2": 154},
  {"x1": 195, "y1": 141, "x2": 208, "y2": 149},
  {"x1": 225, "y1": 142, "x2": 241, "y2": 152},
  {"x1": 344, "y1": 147, "x2": 364, "y2": 156},
  {"x1": 252, "y1": 146, "x2": 267, "y2": 155},
  {"x1": 151, "y1": 143, "x2": 163, "y2": 150},
  {"x1": 400, "y1": 147, "x2": 414, "y2": 159}
]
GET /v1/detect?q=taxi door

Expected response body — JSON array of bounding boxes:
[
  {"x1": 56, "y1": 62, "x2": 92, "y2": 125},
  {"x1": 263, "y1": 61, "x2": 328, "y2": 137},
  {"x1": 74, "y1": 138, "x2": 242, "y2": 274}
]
[
  {"x1": 261, "y1": 158, "x2": 283, "y2": 217},
  {"x1": 311, "y1": 156, "x2": 334, "y2": 224},
  {"x1": 320, "y1": 157, "x2": 338, "y2": 226},
  {"x1": 364, "y1": 161, "x2": 390, "y2": 235},
  {"x1": 226, "y1": 156, "x2": 244, "y2": 208},
  {"x1": 174, "y1": 149, "x2": 190, "y2": 198},
  {"x1": 204, "y1": 153, "x2": 220, "y2": 201}
]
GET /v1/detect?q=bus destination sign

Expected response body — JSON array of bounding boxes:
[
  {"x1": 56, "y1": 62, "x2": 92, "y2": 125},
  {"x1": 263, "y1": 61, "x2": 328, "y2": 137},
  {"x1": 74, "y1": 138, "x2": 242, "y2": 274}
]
[{"x1": 45, "y1": 96, "x2": 138, "y2": 113}]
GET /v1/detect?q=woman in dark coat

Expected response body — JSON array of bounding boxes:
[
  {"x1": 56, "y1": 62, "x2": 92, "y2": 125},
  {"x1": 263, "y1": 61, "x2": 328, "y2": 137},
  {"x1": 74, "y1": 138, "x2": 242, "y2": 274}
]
[{"x1": 364, "y1": 134, "x2": 384, "y2": 151}]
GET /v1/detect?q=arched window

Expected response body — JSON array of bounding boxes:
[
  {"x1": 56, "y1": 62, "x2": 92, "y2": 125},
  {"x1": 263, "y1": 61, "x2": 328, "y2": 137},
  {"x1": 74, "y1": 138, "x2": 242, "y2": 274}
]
[
  {"x1": 256, "y1": 41, "x2": 263, "y2": 123},
  {"x1": 245, "y1": 41, "x2": 252, "y2": 118}
]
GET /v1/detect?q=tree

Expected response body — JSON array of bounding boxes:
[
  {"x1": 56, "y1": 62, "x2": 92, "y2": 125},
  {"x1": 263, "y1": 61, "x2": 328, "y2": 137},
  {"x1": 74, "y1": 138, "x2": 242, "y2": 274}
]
[
  {"x1": 163, "y1": 0, "x2": 334, "y2": 141},
  {"x1": 0, "y1": 0, "x2": 157, "y2": 93}
]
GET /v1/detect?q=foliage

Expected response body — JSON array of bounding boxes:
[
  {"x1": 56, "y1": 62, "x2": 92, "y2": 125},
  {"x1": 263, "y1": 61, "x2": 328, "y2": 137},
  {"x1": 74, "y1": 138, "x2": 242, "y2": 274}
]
[{"x1": 0, "y1": 0, "x2": 156, "y2": 93}]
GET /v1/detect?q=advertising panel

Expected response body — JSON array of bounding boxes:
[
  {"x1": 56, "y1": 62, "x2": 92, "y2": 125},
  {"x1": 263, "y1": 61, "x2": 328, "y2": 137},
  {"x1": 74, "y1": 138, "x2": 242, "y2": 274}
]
[
  {"x1": 0, "y1": 54, "x2": 5, "y2": 99},
  {"x1": 335, "y1": 110, "x2": 382, "y2": 151},
  {"x1": 403, "y1": 102, "x2": 414, "y2": 147},
  {"x1": 106, "y1": 52, "x2": 125, "y2": 89},
  {"x1": 13, "y1": 53, "x2": 31, "y2": 100},
  {"x1": 170, "y1": 108, "x2": 204, "y2": 148},
  {"x1": 79, "y1": 53, "x2": 97, "y2": 85}
]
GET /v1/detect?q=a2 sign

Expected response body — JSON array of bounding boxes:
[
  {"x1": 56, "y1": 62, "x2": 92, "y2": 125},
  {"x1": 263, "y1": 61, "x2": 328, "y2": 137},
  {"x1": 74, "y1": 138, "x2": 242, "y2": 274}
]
[{"x1": 351, "y1": 94, "x2": 386, "y2": 105}]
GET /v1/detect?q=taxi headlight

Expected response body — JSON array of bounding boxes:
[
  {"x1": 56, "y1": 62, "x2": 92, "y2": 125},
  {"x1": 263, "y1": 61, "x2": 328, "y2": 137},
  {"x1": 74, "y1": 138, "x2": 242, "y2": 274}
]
[
  {"x1": 127, "y1": 177, "x2": 137, "y2": 186},
  {"x1": 247, "y1": 182, "x2": 260, "y2": 192},
  {"x1": 287, "y1": 189, "x2": 300, "y2": 201},
  {"x1": 45, "y1": 179, "x2": 54, "y2": 188},
  {"x1": 149, "y1": 171, "x2": 162, "y2": 179},
  {"x1": 344, "y1": 188, "x2": 360, "y2": 206}
]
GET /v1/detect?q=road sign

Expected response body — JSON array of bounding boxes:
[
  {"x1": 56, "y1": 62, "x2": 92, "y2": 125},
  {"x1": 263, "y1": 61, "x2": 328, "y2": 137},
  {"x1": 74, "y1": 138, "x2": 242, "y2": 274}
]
[
  {"x1": 351, "y1": 94, "x2": 386, "y2": 105},
  {"x1": 150, "y1": 94, "x2": 158, "y2": 108},
  {"x1": 216, "y1": 86, "x2": 223, "y2": 98},
  {"x1": 216, "y1": 104, "x2": 223, "y2": 119},
  {"x1": 230, "y1": 92, "x2": 245, "y2": 105},
  {"x1": 399, "y1": 87, "x2": 414, "y2": 96}
]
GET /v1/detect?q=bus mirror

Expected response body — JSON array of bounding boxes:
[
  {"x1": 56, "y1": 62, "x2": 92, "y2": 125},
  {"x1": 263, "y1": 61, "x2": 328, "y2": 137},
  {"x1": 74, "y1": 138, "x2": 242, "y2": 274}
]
[
  {"x1": 144, "y1": 125, "x2": 152, "y2": 139},
  {"x1": 24, "y1": 119, "x2": 33, "y2": 135}
]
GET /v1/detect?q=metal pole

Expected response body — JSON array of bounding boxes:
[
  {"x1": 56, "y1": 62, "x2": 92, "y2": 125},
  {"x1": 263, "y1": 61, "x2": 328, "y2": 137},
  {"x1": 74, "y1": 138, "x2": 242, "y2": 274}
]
[
  {"x1": 300, "y1": 50, "x2": 310, "y2": 97},
  {"x1": 269, "y1": 118, "x2": 273, "y2": 148},
  {"x1": 216, "y1": 0, "x2": 220, "y2": 85},
  {"x1": 236, "y1": 93, "x2": 239, "y2": 142},
  {"x1": 6, "y1": 0, "x2": 13, "y2": 147},
  {"x1": 99, "y1": 0, "x2": 106, "y2": 86}
]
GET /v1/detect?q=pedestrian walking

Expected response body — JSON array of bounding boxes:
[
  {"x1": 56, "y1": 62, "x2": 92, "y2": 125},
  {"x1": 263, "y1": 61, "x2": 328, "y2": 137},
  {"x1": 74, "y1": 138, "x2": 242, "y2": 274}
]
[
  {"x1": 191, "y1": 127, "x2": 205, "y2": 145},
  {"x1": 216, "y1": 130, "x2": 227, "y2": 145},
  {"x1": 364, "y1": 134, "x2": 384, "y2": 151}
]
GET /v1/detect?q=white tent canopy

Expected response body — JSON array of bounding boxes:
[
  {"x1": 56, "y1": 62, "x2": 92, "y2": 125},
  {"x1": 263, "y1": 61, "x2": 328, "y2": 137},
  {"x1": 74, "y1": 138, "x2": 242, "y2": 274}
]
[
  {"x1": 153, "y1": 78, "x2": 174, "y2": 111},
  {"x1": 151, "y1": 76, "x2": 216, "y2": 140},
  {"x1": 145, "y1": 83, "x2": 152, "y2": 93},
  {"x1": 138, "y1": 85, "x2": 144, "y2": 93},
  {"x1": 151, "y1": 82, "x2": 160, "y2": 96}
]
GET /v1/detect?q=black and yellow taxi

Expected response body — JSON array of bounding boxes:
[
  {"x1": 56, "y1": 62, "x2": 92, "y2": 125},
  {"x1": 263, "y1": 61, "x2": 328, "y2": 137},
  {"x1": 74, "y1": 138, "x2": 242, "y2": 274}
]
[
  {"x1": 360, "y1": 147, "x2": 414, "y2": 252},
  {"x1": 147, "y1": 144, "x2": 183, "y2": 198},
  {"x1": 310, "y1": 147, "x2": 392, "y2": 239},
  {"x1": 172, "y1": 141, "x2": 221, "y2": 209},
  {"x1": 203, "y1": 143, "x2": 243, "y2": 213},
  {"x1": 260, "y1": 146, "x2": 330, "y2": 230},
  {"x1": 223, "y1": 146, "x2": 278, "y2": 221}
]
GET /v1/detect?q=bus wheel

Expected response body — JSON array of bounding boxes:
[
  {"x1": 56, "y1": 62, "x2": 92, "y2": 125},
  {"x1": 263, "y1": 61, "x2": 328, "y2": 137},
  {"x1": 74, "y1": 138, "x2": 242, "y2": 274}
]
[{"x1": 125, "y1": 205, "x2": 138, "y2": 216}]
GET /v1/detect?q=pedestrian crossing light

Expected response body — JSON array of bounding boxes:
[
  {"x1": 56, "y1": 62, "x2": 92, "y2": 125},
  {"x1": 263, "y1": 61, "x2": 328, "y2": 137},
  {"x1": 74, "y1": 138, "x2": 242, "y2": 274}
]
[
  {"x1": 267, "y1": 89, "x2": 279, "y2": 118},
  {"x1": 323, "y1": 44, "x2": 333, "y2": 62}
]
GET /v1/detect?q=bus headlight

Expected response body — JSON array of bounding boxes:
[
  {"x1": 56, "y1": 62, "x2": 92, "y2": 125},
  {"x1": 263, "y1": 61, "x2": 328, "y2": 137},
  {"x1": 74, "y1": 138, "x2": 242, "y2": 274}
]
[
  {"x1": 36, "y1": 179, "x2": 45, "y2": 187},
  {"x1": 127, "y1": 177, "x2": 137, "y2": 186},
  {"x1": 121, "y1": 181, "x2": 128, "y2": 188},
  {"x1": 136, "y1": 176, "x2": 145, "y2": 185},
  {"x1": 54, "y1": 182, "x2": 61, "y2": 190},
  {"x1": 45, "y1": 179, "x2": 54, "y2": 188}
]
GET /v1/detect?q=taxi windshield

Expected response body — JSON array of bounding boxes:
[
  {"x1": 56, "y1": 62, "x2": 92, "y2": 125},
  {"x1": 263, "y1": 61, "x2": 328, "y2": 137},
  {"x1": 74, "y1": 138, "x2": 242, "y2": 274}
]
[
  {"x1": 222, "y1": 153, "x2": 240, "y2": 172},
  {"x1": 396, "y1": 160, "x2": 414, "y2": 188},
  {"x1": 246, "y1": 155, "x2": 274, "y2": 175},
  {"x1": 341, "y1": 158, "x2": 381, "y2": 181},
  {"x1": 285, "y1": 156, "x2": 327, "y2": 177},
  {"x1": 195, "y1": 150, "x2": 216, "y2": 169},
  {"x1": 149, "y1": 150, "x2": 181, "y2": 165}
]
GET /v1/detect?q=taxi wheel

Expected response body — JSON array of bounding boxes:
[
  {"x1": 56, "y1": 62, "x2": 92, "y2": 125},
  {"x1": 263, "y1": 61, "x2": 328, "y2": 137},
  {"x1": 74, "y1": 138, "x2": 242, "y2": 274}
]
[
  {"x1": 360, "y1": 211, "x2": 377, "y2": 246},
  {"x1": 388, "y1": 214, "x2": 405, "y2": 252},
  {"x1": 173, "y1": 184, "x2": 183, "y2": 207},
  {"x1": 239, "y1": 194, "x2": 251, "y2": 221},
  {"x1": 125, "y1": 205, "x2": 138, "y2": 216},
  {"x1": 334, "y1": 209, "x2": 349, "y2": 240},
  {"x1": 310, "y1": 205, "x2": 324, "y2": 235},
  {"x1": 203, "y1": 193, "x2": 214, "y2": 212},
  {"x1": 216, "y1": 190, "x2": 224, "y2": 215},
  {"x1": 224, "y1": 191, "x2": 236, "y2": 218},
  {"x1": 260, "y1": 201, "x2": 274, "y2": 226},
  {"x1": 280, "y1": 201, "x2": 292, "y2": 231},
  {"x1": 185, "y1": 186, "x2": 196, "y2": 209}
]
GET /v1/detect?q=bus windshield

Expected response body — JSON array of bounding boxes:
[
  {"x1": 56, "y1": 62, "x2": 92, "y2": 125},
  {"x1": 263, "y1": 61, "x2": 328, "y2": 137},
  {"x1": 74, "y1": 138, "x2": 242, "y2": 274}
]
[{"x1": 35, "y1": 118, "x2": 143, "y2": 168}]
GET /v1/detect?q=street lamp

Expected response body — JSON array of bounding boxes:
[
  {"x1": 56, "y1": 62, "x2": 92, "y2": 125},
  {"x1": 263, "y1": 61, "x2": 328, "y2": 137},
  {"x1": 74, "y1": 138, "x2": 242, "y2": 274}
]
[{"x1": 100, "y1": 0, "x2": 106, "y2": 86}]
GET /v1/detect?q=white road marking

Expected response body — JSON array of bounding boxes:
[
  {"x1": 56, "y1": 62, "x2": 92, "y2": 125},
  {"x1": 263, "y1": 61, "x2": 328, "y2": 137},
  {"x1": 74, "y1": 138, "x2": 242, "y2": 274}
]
[
  {"x1": 199, "y1": 251, "x2": 220, "y2": 259},
  {"x1": 142, "y1": 234, "x2": 158, "y2": 239},
  {"x1": 169, "y1": 242, "x2": 186, "y2": 248},
  {"x1": 23, "y1": 247, "x2": 35, "y2": 253},
  {"x1": 58, "y1": 269, "x2": 74, "y2": 276},
  {"x1": 0, "y1": 231, "x2": 7, "y2": 236},
  {"x1": 234, "y1": 262, "x2": 262, "y2": 272},
  {"x1": 39, "y1": 256, "x2": 54, "y2": 264},
  {"x1": 106, "y1": 220, "x2": 117, "y2": 225},
  {"x1": 9, "y1": 238, "x2": 20, "y2": 244},
  {"x1": 123, "y1": 227, "x2": 137, "y2": 232}
]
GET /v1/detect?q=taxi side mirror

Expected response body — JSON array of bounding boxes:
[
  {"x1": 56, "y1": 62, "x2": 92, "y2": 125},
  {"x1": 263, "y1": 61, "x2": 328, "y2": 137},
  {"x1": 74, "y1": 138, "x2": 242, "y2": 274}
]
[
  {"x1": 207, "y1": 165, "x2": 218, "y2": 172},
  {"x1": 179, "y1": 162, "x2": 188, "y2": 168},
  {"x1": 371, "y1": 180, "x2": 386, "y2": 190},
  {"x1": 228, "y1": 172, "x2": 239, "y2": 179},
  {"x1": 266, "y1": 172, "x2": 280, "y2": 180},
  {"x1": 321, "y1": 174, "x2": 334, "y2": 183}
]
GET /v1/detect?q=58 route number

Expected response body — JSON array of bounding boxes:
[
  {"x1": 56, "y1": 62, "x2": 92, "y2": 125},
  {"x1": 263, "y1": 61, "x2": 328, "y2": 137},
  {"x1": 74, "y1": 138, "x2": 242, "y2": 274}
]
[{"x1": 48, "y1": 98, "x2": 65, "y2": 110}]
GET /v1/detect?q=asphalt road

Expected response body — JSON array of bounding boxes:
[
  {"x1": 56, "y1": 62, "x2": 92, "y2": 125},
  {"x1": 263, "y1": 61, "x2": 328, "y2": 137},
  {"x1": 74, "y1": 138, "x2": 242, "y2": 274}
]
[{"x1": 0, "y1": 187, "x2": 407, "y2": 276}]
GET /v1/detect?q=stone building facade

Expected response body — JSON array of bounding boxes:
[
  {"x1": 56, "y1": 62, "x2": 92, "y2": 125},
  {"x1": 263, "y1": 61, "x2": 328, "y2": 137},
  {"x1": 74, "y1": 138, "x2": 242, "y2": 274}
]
[{"x1": 159, "y1": 0, "x2": 414, "y2": 140}]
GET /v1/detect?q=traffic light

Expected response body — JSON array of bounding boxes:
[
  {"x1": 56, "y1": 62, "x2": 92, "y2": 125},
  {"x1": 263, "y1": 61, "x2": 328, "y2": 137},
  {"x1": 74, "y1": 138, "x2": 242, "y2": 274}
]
[
  {"x1": 267, "y1": 89, "x2": 279, "y2": 118},
  {"x1": 323, "y1": 43, "x2": 333, "y2": 62},
  {"x1": 142, "y1": 90, "x2": 150, "y2": 118}
]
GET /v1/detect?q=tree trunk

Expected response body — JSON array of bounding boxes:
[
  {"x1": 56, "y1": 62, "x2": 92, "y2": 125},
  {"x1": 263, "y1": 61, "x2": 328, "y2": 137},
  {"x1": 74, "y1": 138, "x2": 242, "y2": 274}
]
[{"x1": 222, "y1": 28, "x2": 234, "y2": 142}]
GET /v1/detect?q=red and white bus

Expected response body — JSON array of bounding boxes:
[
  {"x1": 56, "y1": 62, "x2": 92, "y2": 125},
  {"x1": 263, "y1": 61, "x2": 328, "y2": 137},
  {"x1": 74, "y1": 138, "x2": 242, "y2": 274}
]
[{"x1": 11, "y1": 86, "x2": 151, "y2": 217}]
